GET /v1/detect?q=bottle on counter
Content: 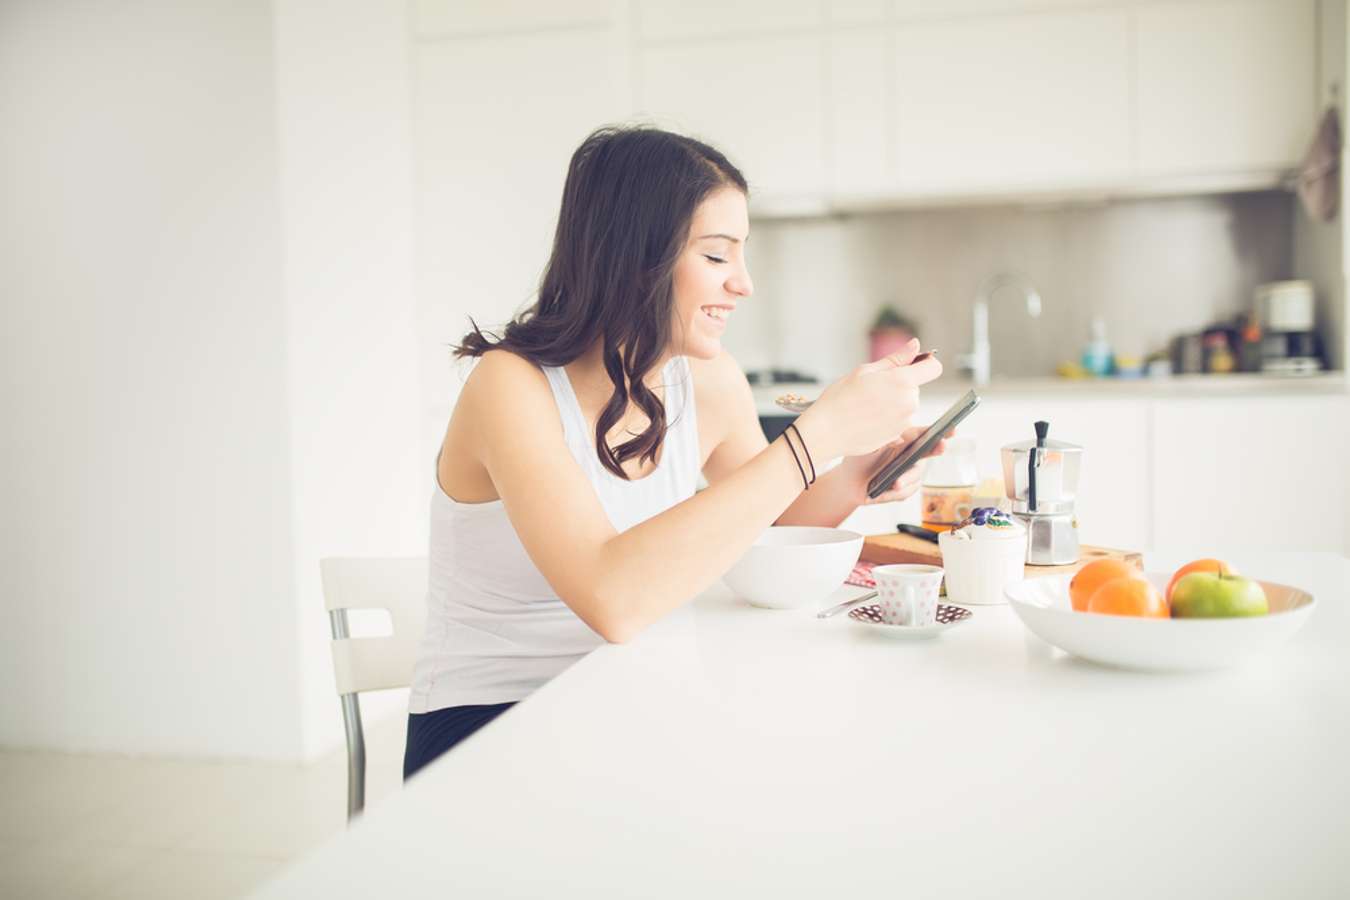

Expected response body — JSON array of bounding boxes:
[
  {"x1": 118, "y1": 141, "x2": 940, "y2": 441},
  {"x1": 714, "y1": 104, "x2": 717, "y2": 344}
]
[
  {"x1": 921, "y1": 437, "x2": 978, "y2": 533},
  {"x1": 1203, "y1": 329, "x2": 1237, "y2": 374},
  {"x1": 1172, "y1": 333, "x2": 1205, "y2": 374},
  {"x1": 1238, "y1": 312, "x2": 1264, "y2": 372},
  {"x1": 1081, "y1": 316, "x2": 1114, "y2": 377}
]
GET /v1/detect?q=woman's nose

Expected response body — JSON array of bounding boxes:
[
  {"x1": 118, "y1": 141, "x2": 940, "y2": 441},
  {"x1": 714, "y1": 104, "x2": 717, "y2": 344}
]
[{"x1": 727, "y1": 268, "x2": 753, "y2": 298}]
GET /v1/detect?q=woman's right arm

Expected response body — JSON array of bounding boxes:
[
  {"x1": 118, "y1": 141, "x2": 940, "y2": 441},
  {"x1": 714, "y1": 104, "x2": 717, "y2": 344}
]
[{"x1": 464, "y1": 349, "x2": 939, "y2": 643}]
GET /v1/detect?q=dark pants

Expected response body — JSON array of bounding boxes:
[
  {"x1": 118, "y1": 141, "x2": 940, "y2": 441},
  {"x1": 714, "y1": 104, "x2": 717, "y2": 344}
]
[{"x1": 403, "y1": 702, "x2": 515, "y2": 781}]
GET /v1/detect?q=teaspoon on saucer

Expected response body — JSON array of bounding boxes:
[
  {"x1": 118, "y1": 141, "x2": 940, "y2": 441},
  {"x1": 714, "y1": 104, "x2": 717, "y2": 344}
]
[{"x1": 817, "y1": 590, "x2": 878, "y2": 619}]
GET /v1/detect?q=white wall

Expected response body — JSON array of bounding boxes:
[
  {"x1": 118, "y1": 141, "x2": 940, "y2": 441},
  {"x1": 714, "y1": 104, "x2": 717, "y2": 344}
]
[
  {"x1": 411, "y1": 3, "x2": 633, "y2": 455},
  {"x1": 0, "y1": 0, "x2": 422, "y2": 762},
  {"x1": 272, "y1": 0, "x2": 423, "y2": 759},
  {"x1": 0, "y1": 0, "x2": 299, "y2": 758}
]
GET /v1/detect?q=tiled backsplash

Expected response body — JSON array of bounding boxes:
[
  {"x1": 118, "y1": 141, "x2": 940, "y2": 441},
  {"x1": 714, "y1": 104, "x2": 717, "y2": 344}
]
[{"x1": 726, "y1": 191, "x2": 1296, "y2": 381}]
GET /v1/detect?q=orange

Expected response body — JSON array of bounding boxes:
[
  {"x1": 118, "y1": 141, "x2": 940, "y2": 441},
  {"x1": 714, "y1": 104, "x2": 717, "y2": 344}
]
[
  {"x1": 1086, "y1": 577, "x2": 1169, "y2": 618},
  {"x1": 1069, "y1": 559, "x2": 1140, "y2": 612},
  {"x1": 1165, "y1": 558, "x2": 1237, "y2": 602}
]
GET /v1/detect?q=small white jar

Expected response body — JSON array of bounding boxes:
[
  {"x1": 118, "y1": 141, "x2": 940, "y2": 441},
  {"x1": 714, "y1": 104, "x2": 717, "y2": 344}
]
[{"x1": 938, "y1": 509, "x2": 1028, "y2": 606}]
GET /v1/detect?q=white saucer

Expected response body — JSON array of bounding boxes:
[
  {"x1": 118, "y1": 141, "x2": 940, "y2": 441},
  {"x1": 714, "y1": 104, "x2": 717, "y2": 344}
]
[{"x1": 847, "y1": 603, "x2": 973, "y2": 639}]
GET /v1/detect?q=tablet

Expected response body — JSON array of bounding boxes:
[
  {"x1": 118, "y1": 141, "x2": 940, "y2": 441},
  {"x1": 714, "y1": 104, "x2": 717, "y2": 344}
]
[{"x1": 866, "y1": 390, "x2": 982, "y2": 499}]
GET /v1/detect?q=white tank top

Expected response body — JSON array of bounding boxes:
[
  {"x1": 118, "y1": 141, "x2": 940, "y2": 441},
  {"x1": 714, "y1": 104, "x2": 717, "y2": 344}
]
[{"x1": 409, "y1": 355, "x2": 700, "y2": 713}]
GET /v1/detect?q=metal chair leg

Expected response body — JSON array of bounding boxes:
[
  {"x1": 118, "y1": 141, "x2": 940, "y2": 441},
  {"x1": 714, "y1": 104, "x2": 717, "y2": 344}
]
[
  {"x1": 340, "y1": 692, "x2": 366, "y2": 822},
  {"x1": 329, "y1": 608, "x2": 366, "y2": 823}
]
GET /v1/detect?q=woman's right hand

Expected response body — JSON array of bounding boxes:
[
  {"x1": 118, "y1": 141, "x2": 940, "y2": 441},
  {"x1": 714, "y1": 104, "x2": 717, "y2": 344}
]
[{"x1": 794, "y1": 338, "x2": 943, "y2": 460}]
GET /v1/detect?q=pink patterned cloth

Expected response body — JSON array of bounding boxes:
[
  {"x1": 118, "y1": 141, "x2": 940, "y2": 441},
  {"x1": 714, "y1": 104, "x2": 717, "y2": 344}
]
[{"x1": 847, "y1": 560, "x2": 878, "y2": 589}]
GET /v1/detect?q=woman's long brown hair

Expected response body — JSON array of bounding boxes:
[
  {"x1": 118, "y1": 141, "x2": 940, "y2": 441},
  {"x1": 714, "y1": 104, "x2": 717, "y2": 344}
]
[{"x1": 454, "y1": 125, "x2": 748, "y2": 479}]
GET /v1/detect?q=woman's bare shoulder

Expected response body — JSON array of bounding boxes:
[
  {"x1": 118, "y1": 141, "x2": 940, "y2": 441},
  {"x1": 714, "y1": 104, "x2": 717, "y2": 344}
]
[
  {"x1": 452, "y1": 349, "x2": 562, "y2": 444},
  {"x1": 462, "y1": 349, "x2": 550, "y2": 402}
]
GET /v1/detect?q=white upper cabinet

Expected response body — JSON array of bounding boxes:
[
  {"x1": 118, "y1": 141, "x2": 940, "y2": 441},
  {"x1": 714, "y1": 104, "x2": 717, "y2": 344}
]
[
  {"x1": 826, "y1": 0, "x2": 890, "y2": 26},
  {"x1": 420, "y1": 0, "x2": 1323, "y2": 208},
  {"x1": 413, "y1": 0, "x2": 612, "y2": 37},
  {"x1": 893, "y1": 0, "x2": 1120, "y2": 17},
  {"x1": 1135, "y1": 0, "x2": 1317, "y2": 176},
  {"x1": 892, "y1": 9, "x2": 1132, "y2": 194},
  {"x1": 828, "y1": 30, "x2": 891, "y2": 195},
  {"x1": 638, "y1": 34, "x2": 826, "y2": 197},
  {"x1": 637, "y1": 0, "x2": 821, "y2": 41}
]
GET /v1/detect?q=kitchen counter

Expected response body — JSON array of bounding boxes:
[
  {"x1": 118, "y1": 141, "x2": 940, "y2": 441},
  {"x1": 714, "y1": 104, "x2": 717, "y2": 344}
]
[
  {"x1": 753, "y1": 372, "x2": 1348, "y2": 415},
  {"x1": 251, "y1": 550, "x2": 1350, "y2": 900}
]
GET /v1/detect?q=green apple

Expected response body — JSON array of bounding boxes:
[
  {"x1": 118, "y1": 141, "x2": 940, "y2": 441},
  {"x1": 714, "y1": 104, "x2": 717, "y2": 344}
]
[{"x1": 1169, "y1": 571, "x2": 1268, "y2": 618}]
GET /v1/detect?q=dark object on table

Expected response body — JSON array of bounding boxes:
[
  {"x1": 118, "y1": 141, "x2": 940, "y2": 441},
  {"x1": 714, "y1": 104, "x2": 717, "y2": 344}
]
[{"x1": 896, "y1": 523, "x2": 941, "y2": 543}]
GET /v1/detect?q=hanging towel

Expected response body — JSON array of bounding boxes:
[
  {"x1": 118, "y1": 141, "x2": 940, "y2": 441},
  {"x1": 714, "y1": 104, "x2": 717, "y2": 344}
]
[{"x1": 1297, "y1": 105, "x2": 1340, "y2": 222}]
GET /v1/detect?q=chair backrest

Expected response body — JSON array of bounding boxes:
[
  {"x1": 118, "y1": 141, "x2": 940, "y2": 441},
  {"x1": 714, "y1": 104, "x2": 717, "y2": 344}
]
[{"x1": 320, "y1": 557, "x2": 428, "y2": 696}]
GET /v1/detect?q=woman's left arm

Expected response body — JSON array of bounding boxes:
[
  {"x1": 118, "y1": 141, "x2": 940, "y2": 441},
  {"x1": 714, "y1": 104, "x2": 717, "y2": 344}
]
[{"x1": 774, "y1": 426, "x2": 942, "y2": 527}]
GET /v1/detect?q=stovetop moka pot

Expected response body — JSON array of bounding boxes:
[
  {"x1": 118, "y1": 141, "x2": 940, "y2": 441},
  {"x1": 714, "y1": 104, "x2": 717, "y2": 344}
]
[{"x1": 1001, "y1": 421, "x2": 1082, "y2": 565}]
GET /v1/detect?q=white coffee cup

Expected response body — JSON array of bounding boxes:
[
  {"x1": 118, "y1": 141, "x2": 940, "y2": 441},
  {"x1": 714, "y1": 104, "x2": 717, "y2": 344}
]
[
  {"x1": 871, "y1": 564, "x2": 944, "y2": 626},
  {"x1": 938, "y1": 529, "x2": 1027, "y2": 605}
]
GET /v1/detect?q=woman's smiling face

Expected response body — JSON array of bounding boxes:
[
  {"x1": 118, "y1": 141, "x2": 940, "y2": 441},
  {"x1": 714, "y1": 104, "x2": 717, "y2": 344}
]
[{"x1": 670, "y1": 186, "x2": 753, "y2": 360}]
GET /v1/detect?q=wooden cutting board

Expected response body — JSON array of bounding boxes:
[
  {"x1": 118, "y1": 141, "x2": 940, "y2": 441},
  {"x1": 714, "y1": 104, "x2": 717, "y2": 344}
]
[{"x1": 862, "y1": 530, "x2": 1143, "y2": 579}]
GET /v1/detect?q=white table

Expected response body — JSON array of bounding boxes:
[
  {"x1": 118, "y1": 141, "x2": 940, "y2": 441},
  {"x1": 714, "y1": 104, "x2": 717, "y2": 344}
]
[{"x1": 254, "y1": 551, "x2": 1350, "y2": 899}]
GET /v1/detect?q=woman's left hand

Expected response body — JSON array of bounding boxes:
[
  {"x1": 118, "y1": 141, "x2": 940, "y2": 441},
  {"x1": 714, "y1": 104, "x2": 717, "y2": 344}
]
[{"x1": 838, "y1": 425, "x2": 952, "y2": 506}]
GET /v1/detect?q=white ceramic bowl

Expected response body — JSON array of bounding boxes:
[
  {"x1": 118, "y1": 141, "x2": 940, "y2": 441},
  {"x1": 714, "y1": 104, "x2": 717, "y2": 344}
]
[
  {"x1": 1005, "y1": 571, "x2": 1316, "y2": 672},
  {"x1": 722, "y1": 526, "x2": 864, "y2": 610}
]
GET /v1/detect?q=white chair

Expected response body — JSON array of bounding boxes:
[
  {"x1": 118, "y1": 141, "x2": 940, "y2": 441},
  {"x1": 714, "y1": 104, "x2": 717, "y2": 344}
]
[{"x1": 320, "y1": 556, "x2": 428, "y2": 822}]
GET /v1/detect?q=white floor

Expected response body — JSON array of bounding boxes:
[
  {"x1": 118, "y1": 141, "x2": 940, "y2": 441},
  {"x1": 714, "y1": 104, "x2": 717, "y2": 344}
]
[{"x1": 0, "y1": 711, "x2": 409, "y2": 900}]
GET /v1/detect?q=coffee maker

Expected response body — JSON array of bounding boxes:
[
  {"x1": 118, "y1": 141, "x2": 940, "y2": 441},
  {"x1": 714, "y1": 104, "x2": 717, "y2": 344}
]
[
  {"x1": 1256, "y1": 280, "x2": 1322, "y2": 376},
  {"x1": 1001, "y1": 421, "x2": 1082, "y2": 566}
]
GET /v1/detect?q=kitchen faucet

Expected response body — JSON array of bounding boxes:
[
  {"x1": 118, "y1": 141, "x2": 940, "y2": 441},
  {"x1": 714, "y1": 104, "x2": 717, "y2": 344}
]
[{"x1": 958, "y1": 271, "x2": 1043, "y2": 386}]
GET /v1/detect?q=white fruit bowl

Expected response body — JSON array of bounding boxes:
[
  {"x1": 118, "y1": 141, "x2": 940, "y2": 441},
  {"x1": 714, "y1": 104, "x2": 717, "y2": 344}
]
[
  {"x1": 1005, "y1": 571, "x2": 1316, "y2": 672},
  {"x1": 722, "y1": 526, "x2": 864, "y2": 610}
]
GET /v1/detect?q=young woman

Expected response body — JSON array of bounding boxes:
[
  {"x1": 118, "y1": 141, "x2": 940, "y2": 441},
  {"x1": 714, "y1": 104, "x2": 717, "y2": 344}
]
[{"x1": 404, "y1": 125, "x2": 944, "y2": 779}]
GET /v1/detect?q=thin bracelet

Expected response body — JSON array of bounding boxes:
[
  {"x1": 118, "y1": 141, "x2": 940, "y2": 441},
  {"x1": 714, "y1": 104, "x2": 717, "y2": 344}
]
[
  {"x1": 781, "y1": 430, "x2": 810, "y2": 490},
  {"x1": 783, "y1": 425, "x2": 813, "y2": 488},
  {"x1": 785, "y1": 423, "x2": 816, "y2": 485}
]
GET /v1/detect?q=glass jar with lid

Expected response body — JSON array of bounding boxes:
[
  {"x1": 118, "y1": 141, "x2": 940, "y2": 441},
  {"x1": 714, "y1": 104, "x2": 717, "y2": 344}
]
[{"x1": 920, "y1": 437, "x2": 978, "y2": 532}]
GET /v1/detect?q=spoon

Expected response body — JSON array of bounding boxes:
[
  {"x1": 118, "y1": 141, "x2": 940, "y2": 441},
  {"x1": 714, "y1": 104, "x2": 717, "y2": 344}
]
[
  {"x1": 774, "y1": 351, "x2": 937, "y2": 414},
  {"x1": 817, "y1": 590, "x2": 878, "y2": 619}
]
